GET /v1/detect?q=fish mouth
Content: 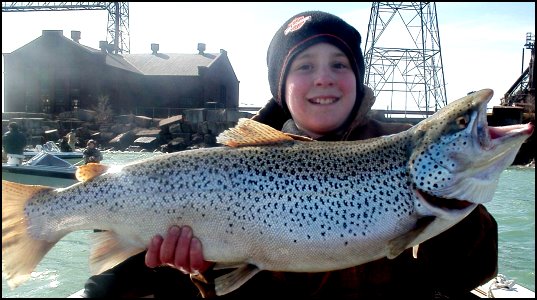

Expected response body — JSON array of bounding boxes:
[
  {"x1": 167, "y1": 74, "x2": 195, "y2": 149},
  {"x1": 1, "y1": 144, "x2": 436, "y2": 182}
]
[
  {"x1": 472, "y1": 91, "x2": 534, "y2": 152},
  {"x1": 484, "y1": 123, "x2": 534, "y2": 148},
  {"x1": 417, "y1": 189, "x2": 474, "y2": 210},
  {"x1": 473, "y1": 115, "x2": 534, "y2": 176}
]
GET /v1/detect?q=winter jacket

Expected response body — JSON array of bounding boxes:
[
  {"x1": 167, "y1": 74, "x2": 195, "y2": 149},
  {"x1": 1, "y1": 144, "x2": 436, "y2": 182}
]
[
  {"x1": 82, "y1": 87, "x2": 497, "y2": 299},
  {"x1": 2, "y1": 129, "x2": 27, "y2": 155}
]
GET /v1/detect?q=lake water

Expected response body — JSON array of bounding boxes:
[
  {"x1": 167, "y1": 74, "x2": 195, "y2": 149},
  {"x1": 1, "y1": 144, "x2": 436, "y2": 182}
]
[{"x1": 2, "y1": 153, "x2": 535, "y2": 297}]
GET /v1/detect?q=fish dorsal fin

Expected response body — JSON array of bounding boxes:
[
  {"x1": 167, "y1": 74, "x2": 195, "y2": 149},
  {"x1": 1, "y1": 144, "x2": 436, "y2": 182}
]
[
  {"x1": 216, "y1": 118, "x2": 295, "y2": 147},
  {"x1": 76, "y1": 163, "x2": 109, "y2": 182}
]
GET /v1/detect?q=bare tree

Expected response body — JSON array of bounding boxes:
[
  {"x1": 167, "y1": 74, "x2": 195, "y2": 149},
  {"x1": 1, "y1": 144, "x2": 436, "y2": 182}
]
[{"x1": 94, "y1": 94, "x2": 114, "y2": 124}]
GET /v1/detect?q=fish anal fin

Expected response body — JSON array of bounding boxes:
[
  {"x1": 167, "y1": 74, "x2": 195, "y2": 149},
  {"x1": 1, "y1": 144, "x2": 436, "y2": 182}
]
[
  {"x1": 76, "y1": 163, "x2": 109, "y2": 182},
  {"x1": 214, "y1": 264, "x2": 261, "y2": 296},
  {"x1": 2, "y1": 180, "x2": 59, "y2": 289},
  {"x1": 216, "y1": 118, "x2": 294, "y2": 147},
  {"x1": 89, "y1": 230, "x2": 145, "y2": 275},
  {"x1": 212, "y1": 261, "x2": 248, "y2": 270},
  {"x1": 387, "y1": 216, "x2": 436, "y2": 259}
]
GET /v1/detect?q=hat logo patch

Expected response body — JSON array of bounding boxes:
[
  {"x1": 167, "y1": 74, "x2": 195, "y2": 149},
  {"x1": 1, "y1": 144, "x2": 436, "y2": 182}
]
[{"x1": 284, "y1": 16, "x2": 311, "y2": 35}]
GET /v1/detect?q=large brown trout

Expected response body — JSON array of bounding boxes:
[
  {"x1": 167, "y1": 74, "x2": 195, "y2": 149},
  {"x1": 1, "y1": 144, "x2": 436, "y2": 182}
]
[{"x1": 2, "y1": 89, "x2": 533, "y2": 295}]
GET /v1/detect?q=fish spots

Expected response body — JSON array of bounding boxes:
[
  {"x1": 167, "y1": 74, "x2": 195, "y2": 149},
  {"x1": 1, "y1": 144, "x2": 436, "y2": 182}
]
[{"x1": 19, "y1": 133, "x2": 431, "y2": 262}]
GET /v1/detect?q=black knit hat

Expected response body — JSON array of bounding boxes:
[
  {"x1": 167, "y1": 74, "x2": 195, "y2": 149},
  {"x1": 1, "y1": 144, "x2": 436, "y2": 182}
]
[
  {"x1": 8, "y1": 122, "x2": 19, "y2": 131},
  {"x1": 267, "y1": 11, "x2": 365, "y2": 114}
]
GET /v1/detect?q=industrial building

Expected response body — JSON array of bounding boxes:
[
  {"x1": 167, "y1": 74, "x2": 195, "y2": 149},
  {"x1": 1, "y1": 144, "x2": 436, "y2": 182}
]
[{"x1": 3, "y1": 29, "x2": 240, "y2": 118}]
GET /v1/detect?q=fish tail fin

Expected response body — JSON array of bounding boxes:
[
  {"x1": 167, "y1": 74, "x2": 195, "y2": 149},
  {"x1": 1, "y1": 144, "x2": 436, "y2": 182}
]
[{"x1": 2, "y1": 180, "x2": 58, "y2": 290}]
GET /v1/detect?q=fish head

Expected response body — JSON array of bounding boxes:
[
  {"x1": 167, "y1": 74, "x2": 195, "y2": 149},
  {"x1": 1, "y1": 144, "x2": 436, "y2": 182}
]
[{"x1": 409, "y1": 89, "x2": 533, "y2": 216}]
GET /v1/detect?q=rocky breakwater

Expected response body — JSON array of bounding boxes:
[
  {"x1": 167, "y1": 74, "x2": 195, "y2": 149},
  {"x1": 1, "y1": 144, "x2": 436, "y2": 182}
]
[
  {"x1": 106, "y1": 108, "x2": 255, "y2": 152},
  {"x1": 2, "y1": 108, "x2": 255, "y2": 153}
]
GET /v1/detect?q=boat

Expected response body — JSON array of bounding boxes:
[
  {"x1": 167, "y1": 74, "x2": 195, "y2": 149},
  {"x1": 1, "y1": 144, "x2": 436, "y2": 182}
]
[
  {"x1": 2, "y1": 151, "x2": 77, "y2": 179},
  {"x1": 23, "y1": 141, "x2": 83, "y2": 159},
  {"x1": 472, "y1": 274, "x2": 535, "y2": 298}
]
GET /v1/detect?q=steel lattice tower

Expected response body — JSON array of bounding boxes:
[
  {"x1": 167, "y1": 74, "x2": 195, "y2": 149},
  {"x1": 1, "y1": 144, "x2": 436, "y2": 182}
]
[
  {"x1": 2, "y1": 2, "x2": 130, "y2": 54},
  {"x1": 364, "y1": 2, "x2": 447, "y2": 116}
]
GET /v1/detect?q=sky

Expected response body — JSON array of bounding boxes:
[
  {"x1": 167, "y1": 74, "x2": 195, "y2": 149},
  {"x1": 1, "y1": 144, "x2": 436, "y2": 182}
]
[{"x1": 2, "y1": 2, "x2": 535, "y2": 112}]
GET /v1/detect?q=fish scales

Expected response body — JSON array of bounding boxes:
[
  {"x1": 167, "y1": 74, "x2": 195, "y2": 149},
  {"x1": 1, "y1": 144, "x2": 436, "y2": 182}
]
[
  {"x1": 3, "y1": 89, "x2": 533, "y2": 295},
  {"x1": 25, "y1": 133, "x2": 416, "y2": 272}
]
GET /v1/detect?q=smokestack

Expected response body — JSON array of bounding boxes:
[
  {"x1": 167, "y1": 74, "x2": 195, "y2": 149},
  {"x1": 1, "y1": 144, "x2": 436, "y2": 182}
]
[
  {"x1": 71, "y1": 30, "x2": 81, "y2": 43},
  {"x1": 197, "y1": 43, "x2": 206, "y2": 55},
  {"x1": 42, "y1": 30, "x2": 63, "y2": 37},
  {"x1": 99, "y1": 41, "x2": 108, "y2": 53},
  {"x1": 151, "y1": 43, "x2": 159, "y2": 54}
]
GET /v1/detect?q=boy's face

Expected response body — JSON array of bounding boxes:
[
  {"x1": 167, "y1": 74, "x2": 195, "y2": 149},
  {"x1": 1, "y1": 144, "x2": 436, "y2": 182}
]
[{"x1": 285, "y1": 42, "x2": 356, "y2": 138}]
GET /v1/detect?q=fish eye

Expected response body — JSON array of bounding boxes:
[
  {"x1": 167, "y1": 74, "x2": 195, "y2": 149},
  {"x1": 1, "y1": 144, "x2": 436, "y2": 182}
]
[{"x1": 456, "y1": 115, "x2": 469, "y2": 129}]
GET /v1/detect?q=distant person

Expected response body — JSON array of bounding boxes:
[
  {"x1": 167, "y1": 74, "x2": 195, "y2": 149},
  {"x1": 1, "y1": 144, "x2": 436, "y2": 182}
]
[
  {"x1": 59, "y1": 137, "x2": 72, "y2": 152},
  {"x1": 65, "y1": 129, "x2": 77, "y2": 151},
  {"x1": 83, "y1": 139, "x2": 103, "y2": 164},
  {"x1": 2, "y1": 122, "x2": 27, "y2": 166}
]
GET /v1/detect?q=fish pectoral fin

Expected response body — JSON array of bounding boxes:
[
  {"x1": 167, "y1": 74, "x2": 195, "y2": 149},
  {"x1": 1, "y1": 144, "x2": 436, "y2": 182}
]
[
  {"x1": 412, "y1": 244, "x2": 420, "y2": 259},
  {"x1": 216, "y1": 118, "x2": 294, "y2": 147},
  {"x1": 76, "y1": 163, "x2": 109, "y2": 182},
  {"x1": 214, "y1": 264, "x2": 261, "y2": 296},
  {"x1": 89, "y1": 230, "x2": 145, "y2": 275},
  {"x1": 387, "y1": 216, "x2": 436, "y2": 259}
]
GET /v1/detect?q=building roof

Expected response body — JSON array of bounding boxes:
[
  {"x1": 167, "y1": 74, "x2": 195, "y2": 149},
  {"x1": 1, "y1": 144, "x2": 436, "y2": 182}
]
[
  {"x1": 5, "y1": 30, "x2": 224, "y2": 77},
  {"x1": 123, "y1": 53, "x2": 219, "y2": 76},
  {"x1": 106, "y1": 53, "x2": 144, "y2": 74}
]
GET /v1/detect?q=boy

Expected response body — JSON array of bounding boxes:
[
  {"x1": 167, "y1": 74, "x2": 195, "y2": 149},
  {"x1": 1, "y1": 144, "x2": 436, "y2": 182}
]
[{"x1": 145, "y1": 11, "x2": 497, "y2": 299}]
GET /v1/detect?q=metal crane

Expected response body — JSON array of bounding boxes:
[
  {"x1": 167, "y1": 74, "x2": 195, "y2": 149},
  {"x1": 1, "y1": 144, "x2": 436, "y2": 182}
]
[
  {"x1": 2, "y1": 2, "x2": 130, "y2": 54},
  {"x1": 501, "y1": 32, "x2": 535, "y2": 114}
]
